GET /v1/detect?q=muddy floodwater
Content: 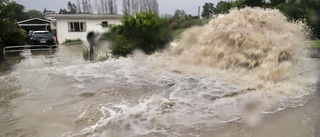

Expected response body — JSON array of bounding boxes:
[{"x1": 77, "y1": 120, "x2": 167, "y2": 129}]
[
  {"x1": 1, "y1": 7, "x2": 320, "y2": 137},
  {"x1": 0, "y1": 45, "x2": 319, "y2": 137}
]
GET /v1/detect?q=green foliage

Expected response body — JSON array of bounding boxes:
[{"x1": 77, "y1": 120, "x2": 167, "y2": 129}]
[
  {"x1": 206, "y1": 0, "x2": 320, "y2": 39},
  {"x1": 82, "y1": 47, "x2": 89, "y2": 60},
  {"x1": 173, "y1": 9, "x2": 187, "y2": 19},
  {"x1": 201, "y1": 3, "x2": 215, "y2": 18},
  {"x1": 67, "y1": 1, "x2": 78, "y2": 13},
  {"x1": 269, "y1": 0, "x2": 286, "y2": 7},
  {"x1": 281, "y1": 0, "x2": 320, "y2": 38},
  {"x1": 169, "y1": 17, "x2": 208, "y2": 30},
  {"x1": 0, "y1": 0, "x2": 27, "y2": 47},
  {"x1": 232, "y1": 0, "x2": 245, "y2": 8},
  {"x1": 0, "y1": 19, "x2": 25, "y2": 46},
  {"x1": 5, "y1": 1, "x2": 28, "y2": 21},
  {"x1": 311, "y1": 40, "x2": 320, "y2": 48},
  {"x1": 106, "y1": 12, "x2": 172, "y2": 56},
  {"x1": 25, "y1": 9, "x2": 45, "y2": 19},
  {"x1": 59, "y1": 1, "x2": 78, "y2": 14},
  {"x1": 98, "y1": 55, "x2": 109, "y2": 62},
  {"x1": 215, "y1": 1, "x2": 234, "y2": 14},
  {"x1": 172, "y1": 28, "x2": 187, "y2": 39},
  {"x1": 169, "y1": 9, "x2": 208, "y2": 31},
  {"x1": 63, "y1": 39, "x2": 83, "y2": 44},
  {"x1": 242, "y1": 0, "x2": 266, "y2": 7}
]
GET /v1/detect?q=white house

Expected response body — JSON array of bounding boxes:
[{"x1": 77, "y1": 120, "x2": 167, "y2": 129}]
[{"x1": 46, "y1": 14, "x2": 122, "y2": 43}]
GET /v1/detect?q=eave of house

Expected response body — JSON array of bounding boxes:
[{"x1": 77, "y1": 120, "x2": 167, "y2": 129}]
[
  {"x1": 46, "y1": 14, "x2": 123, "y2": 19},
  {"x1": 18, "y1": 18, "x2": 51, "y2": 24},
  {"x1": 19, "y1": 24, "x2": 50, "y2": 26}
]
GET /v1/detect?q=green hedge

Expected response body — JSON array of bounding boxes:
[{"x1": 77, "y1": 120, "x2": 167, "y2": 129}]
[{"x1": 102, "y1": 12, "x2": 173, "y2": 57}]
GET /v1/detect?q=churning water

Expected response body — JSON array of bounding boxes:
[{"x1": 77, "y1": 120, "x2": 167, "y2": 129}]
[{"x1": 1, "y1": 8, "x2": 320, "y2": 137}]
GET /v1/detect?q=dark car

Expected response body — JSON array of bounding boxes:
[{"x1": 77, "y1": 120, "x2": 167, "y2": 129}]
[{"x1": 29, "y1": 31, "x2": 55, "y2": 45}]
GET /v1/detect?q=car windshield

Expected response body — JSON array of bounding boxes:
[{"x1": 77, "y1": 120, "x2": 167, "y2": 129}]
[{"x1": 33, "y1": 32, "x2": 52, "y2": 39}]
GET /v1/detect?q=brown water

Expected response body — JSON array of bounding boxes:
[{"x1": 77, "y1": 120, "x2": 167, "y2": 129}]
[{"x1": 1, "y1": 7, "x2": 320, "y2": 137}]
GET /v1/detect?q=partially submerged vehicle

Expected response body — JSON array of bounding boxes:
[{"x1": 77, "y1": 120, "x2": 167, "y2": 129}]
[{"x1": 29, "y1": 31, "x2": 55, "y2": 45}]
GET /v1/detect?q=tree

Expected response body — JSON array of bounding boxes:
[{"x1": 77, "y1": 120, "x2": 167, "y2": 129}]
[
  {"x1": 215, "y1": 1, "x2": 233, "y2": 14},
  {"x1": 67, "y1": 1, "x2": 78, "y2": 14},
  {"x1": 122, "y1": 0, "x2": 131, "y2": 14},
  {"x1": 106, "y1": 12, "x2": 172, "y2": 56},
  {"x1": 25, "y1": 10, "x2": 44, "y2": 18},
  {"x1": 59, "y1": 1, "x2": 81, "y2": 14},
  {"x1": 5, "y1": 1, "x2": 28, "y2": 21},
  {"x1": 269, "y1": 0, "x2": 286, "y2": 7},
  {"x1": 77, "y1": 0, "x2": 82, "y2": 13},
  {"x1": 121, "y1": 0, "x2": 159, "y2": 15},
  {"x1": 107, "y1": 0, "x2": 117, "y2": 14},
  {"x1": 131, "y1": 0, "x2": 139, "y2": 14},
  {"x1": 242, "y1": 0, "x2": 266, "y2": 7},
  {"x1": 82, "y1": 0, "x2": 92, "y2": 14},
  {"x1": 0, "y1": 0, "x2": 26, "y2": 47},
  {"x1": 114, "y1": 0, "x2": 118, "y2": 14},
  {"x1": 232, "y1": 0, "x2": 245, "y2": 9},
  {"x1": 201, "y1": 2, "x2": 215, "y2": 18},
  {"x1": 94, "y1": 0, "x2": 101, "y2": 14},
  {"x1": 59, "y1": 9, "x2": 68, "y2": 14},
  {"x1": 280, "y1": 0, "x2": 320, "y2": 38},
  {"x1": 103, "y1": 0, "x2": 108, "y2": 14},
  {"x1": 173, "y1": 9, "x2": 187, "y2": 19},
  {"x1": 43, "y1": 8, "x2": 56, "y2": 15}
]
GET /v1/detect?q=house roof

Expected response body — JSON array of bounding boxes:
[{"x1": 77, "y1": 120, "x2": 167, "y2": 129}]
[
  {"x1": 19, "y1": 24, "x2": 50, "y2": 27},
  {"x1": 46, "y1": 14, "x2": 123, "y2": 19},
  {"x1": 18, "y1": 18, "x2": 51, "y2": 24}
]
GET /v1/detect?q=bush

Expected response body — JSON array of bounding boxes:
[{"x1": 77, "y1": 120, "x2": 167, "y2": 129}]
[
  {"x1": 82, "y1": 47, "x2": 89, "y2": 60},
  {"x1": 63, "y1": 38, "x2": 83, "y2": 44},
  {"x1": 311, "y1": 40, "x2": 320, "y2": 48},
  {"x1": 0, "y1": 19, "x2": 25, "y2": 46},
  {"x1": 105, "y1": 12, "x2": 173, "y2": 56},
  {"x1": 169, "y1": 17, "x2": 209, "y2": 31}
]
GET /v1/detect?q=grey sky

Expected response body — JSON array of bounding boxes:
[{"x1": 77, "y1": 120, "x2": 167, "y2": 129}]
[{"x1": 13, "y1": 0, "x2": 220, "y2": 15}]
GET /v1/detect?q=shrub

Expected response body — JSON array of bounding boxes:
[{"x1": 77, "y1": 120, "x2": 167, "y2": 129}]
[
  {"x1": 63, "y1": 39, "x2": 83, "y2": 44},
  {"x1": 0, "y1": 19, "x2": 25, "y2": 46},
  {"x1": 82, "y1": 47, "x2": 89, "y2": 60},
  {"x1": 105, "y1": 12, "x2": 173, "y2": 56},
  {"x1": 311, "y1": 40, "x2": 320, "y2": 48}
]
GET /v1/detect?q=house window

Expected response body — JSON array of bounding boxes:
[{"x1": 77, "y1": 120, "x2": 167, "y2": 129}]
[
  {"x1": 68, "y1": 22, "x2": 86, "y2": 32},
  {"x1": 102, "y1": 21, "x2": 108, "y2": 27}
]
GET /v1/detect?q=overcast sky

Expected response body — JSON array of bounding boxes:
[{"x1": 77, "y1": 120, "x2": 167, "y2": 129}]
[{"x1": 13, "y1": 0, "x2": 221, "y2": 15}]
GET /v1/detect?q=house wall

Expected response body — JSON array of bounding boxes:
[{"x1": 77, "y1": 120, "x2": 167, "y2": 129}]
[
  {"x1": 56, "y1": 18, "x2": 121, "y2": 43},
  {"x1": 50, "y1": 21, "x2": 56, "y2": 30},
  {"x1": 50, "y1": 21, "x2": 57, "y2": 37}
]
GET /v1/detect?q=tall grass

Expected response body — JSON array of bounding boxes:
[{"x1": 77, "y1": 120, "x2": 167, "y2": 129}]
[{"x1": 311, "y1": 40, "x2": 320, "y2": 48}]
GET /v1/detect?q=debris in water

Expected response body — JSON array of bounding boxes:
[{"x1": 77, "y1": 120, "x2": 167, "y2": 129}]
[{"x1": 78, "y1": 92, "x2": 96, "y2": 98}]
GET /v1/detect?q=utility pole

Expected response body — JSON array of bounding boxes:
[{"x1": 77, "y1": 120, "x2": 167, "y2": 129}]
[{"x1": 198, "y1": 6, "x2": 201, "y2": 19}]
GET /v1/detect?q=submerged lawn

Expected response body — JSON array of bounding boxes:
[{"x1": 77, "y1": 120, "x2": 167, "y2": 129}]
[{"x1": 311, "y1": 40, "x2": 320, "y2": 48}]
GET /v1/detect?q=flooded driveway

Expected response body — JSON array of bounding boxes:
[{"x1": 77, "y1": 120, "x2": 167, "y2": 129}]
[{"x1": 0, "y1": 44, "x2": 319, "y2": 137}]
